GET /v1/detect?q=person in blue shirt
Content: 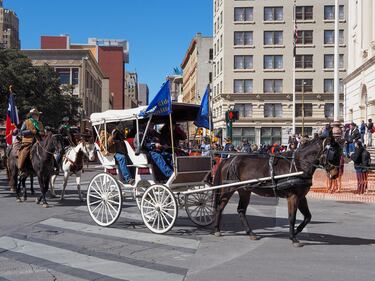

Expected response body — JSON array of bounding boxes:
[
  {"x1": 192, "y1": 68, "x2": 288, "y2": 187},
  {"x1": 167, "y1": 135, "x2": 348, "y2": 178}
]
[{"x1": 360, "y1": 120, "x2": 366, "y2": 144}]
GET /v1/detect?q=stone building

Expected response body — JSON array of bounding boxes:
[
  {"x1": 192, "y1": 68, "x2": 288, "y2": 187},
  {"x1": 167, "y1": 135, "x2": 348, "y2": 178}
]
[{"x1": 0, "y1": 0, "x2": 20, "y2": 49}]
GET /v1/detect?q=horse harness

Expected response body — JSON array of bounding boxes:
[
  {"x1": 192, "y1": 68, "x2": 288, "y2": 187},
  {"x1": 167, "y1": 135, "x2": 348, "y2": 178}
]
[{"x1": 63, "y1": 148, "x2": 84, "y2": 174}]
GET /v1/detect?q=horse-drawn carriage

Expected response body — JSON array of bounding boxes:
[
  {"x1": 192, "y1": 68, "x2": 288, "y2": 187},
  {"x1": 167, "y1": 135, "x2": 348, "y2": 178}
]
[{"x1": 87, "y1": 103, "x2": 216, "y2": 234}]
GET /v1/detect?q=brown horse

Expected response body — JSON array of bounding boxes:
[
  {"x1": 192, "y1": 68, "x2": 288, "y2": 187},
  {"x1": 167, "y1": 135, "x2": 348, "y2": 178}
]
[{"x1": 213, "y1": 136, "x2": 342, "y2": 247}]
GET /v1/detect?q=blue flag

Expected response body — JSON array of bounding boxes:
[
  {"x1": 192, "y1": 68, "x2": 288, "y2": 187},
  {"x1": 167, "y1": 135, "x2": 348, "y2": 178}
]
[
  {"x1": 142, "y1": 80, "x2": 172, "y2": 116},
  {"x1": 194, "y1": 85, "x2": 210, "y2": 129}
]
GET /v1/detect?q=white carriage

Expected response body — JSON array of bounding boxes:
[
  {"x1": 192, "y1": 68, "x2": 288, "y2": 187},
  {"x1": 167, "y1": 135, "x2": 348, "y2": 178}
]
[{"x1": 87, "y1": 103, "x2": 215, "y2": 234}]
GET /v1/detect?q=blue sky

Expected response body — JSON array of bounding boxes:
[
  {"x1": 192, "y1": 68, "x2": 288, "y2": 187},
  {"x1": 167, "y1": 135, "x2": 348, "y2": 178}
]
[{"x1": 6, "y1": 0, "x2": 213, "y2": 99}]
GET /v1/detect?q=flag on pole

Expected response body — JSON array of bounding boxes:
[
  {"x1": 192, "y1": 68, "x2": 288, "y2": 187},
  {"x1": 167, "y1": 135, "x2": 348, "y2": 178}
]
[
  {"x1": 194, "y1": 85, "x2": 210, "y2": 129},
  {"x1": 141, "y1": 80, "x2": 172, "y2": 117},
  {"x1": 5, "y1": 87, "x2": 19, "y2": 145}
]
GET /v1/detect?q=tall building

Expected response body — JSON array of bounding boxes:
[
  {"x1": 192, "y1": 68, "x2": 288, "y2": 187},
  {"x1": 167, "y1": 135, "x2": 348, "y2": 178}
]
[
  {"x1": 124, "y1": 71, "x2": 139, "y2": 109},
  {"x1": 344, "y1": 0, "x2": 375, "y2": 124},
  {"x1": 181, "y1": 33, "x2": 213, "y2": 105},
  {"x1": 166, "y1": 75, "x2": 183, "y2": 102},
  {"x1": 0, "y1": 0, "x2": 20, "y2": 49},
  {"x1": 138, "y1": 83, "x2": 149, "y2": 106},
  {"x1": 212, "y1": 0, "x2": 347, "y2": 146}
]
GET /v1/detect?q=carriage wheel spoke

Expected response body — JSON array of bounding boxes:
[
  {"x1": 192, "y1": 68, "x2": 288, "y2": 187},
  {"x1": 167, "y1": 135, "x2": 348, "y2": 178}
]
[
  {"x1": 89, "y1": 199, "x2": 101, "y2": 206},
  {"x1": 92, "y1": 184, "x2": 103, "y2": 197},
  {"x1": 107, "y1": 199, "x2": 120, "y2": 205},
  {"x1": 91, "y1": 201, "x2": 103, "y2": 214},
  {"x1": 143, "y1": 198, "x2": 156, "y2": 207},
  {"x1": 161, "y1": 209, "x2": 175, "y2": 220},
  {"x1": 105, "y1": 203, "x2": 115, "y2": 220},
  {"x1": 157, "y1": 214, "x2": 160, "y2": 230},
  {"x1": 107, "y1": 201, "x2": 118, "y2": 215},
  {"x1": 89, "y1": 194, "x2": 102, "y2": 200},
  {"x1": 160, "y1": 211, "x2": 172, "y2": 226}
]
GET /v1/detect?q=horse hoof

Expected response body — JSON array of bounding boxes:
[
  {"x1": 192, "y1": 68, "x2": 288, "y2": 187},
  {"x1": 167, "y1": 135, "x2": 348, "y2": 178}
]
[
  {"x1": 16, "y1": 198, "x2": 22, "y2": 203},
  {"x1": 42, "y1": 203, "x2": 49, "y2": 208},
  {"x1": 292, "y1": 241, "x2": 303, "y2": 248},
  {"x1": 249, "y1": 234, "x2": 259, "y2": 241},
  {"x1": 35, "y1": 198, "x2": 40, "y2": 204},
  {"x1": 214, "y1": 231, "x2": 222, "y2": 237}
]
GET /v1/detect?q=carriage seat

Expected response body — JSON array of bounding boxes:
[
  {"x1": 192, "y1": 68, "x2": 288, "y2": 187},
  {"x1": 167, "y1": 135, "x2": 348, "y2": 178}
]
[
  {"x1": 124, "y1": 140, "x2": 148, "y2": 167},
  {"x1": 170, "y1": 156, "x2": 212, "y2": 186},
  {"x1": 94, "y1": 143, "x2": 116, "y2": 169}
]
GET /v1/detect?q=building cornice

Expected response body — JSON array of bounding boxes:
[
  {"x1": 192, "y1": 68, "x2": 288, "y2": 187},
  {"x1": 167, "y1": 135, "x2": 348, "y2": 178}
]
[
  {"x1": 181, "y1": 39, "x2": 197, "y2": 69},
  {"x1": 343, "y1": 56, "x2": 375, "y2": 84}
]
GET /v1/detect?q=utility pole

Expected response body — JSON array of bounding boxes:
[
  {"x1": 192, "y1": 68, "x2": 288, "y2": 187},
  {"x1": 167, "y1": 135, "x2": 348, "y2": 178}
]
[
  {"x1": 333, "y1": 0, "x2": 340, "y2": 122},
  {"x1": 292, "y1": 0, "x2": 297, "y2": 135}
]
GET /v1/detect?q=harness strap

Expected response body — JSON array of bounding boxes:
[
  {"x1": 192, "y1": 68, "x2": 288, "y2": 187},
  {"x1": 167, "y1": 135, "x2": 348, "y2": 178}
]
[{"x1": 268, "y1": 154, "x2": 278, "y2": 197}]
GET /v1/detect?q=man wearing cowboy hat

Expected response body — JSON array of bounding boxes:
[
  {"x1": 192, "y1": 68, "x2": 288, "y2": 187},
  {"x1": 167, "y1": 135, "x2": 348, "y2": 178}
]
[
  {"x1": 18, "y1": 108, "x2": 45, "y2": 173},
  {"x1": 58, "y1": 116, "x2": 74, "y2": 148}
]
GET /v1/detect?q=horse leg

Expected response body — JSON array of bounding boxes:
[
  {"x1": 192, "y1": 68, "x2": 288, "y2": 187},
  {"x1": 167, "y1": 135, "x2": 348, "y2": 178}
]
[
  {"x1": 49, "y1": 175, "x2": 57, "y2": 198},
  {"x1": 60, "y1": 172, "x2": 69, "y2": 201},
  {"x1": 287, "y1": 195, "x2": 302, "y2": 247},
  {"x1": 213, "y1": 190, "x2": 234, "y2": 237},
  {"x1": 295, "y1": 196, "x2": 312, "y2": 236},
  {"x1": 22, "y1": 178, "x2": 27, "y2": 201},
  {"x1": 16, "y1": 175, "x2": 22, "y2": 203},
  {"x1": 42, "y1": 177, "x2": 49, "y2": 208},
  {"x1": 30, "y1": 175, "x2": 35, "y2": 195},
  {"x1": 36, "y1": 177, "x2": 44, "y2": 205},
  {"x1": 237, "y1": 190, "x2": 258, "y2": 240},
  {"x1": 76, "y1": 171, "x2": 83, "y2": 202}
]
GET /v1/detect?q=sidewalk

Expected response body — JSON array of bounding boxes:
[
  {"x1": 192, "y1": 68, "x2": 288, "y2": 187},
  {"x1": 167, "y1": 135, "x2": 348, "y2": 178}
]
[{"x1": 309, "y1": 163, "x2": 375, "y2": 203}]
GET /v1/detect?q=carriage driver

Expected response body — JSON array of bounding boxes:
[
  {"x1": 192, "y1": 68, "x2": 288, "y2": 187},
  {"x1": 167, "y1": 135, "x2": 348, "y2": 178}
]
[
  {"x1": 18, "y1": 108, "x2": 45, "y2": 176},
  {"x1": 59, "y1": 116, "x2": 74, "y2": 148}
]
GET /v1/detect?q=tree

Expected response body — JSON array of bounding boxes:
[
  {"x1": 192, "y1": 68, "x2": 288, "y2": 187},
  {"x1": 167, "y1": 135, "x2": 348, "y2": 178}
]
[{"x1": 0, "y1": 49, "x2": 81, "y2": 128}]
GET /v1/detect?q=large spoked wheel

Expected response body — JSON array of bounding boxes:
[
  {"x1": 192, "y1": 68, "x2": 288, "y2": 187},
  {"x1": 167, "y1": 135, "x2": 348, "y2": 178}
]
[
  {"x1": 134, "y1": 180, "x2": 151, "y2": 210},
  {"x1": 140, "y1": 185, "x2": 178, "y2": 234},
  {"x1": 87, "y1": 173, "x2": 122, "y2": 227},
  {"x1": 185, "y1": 185, "x2": 214, "y2": 226}
]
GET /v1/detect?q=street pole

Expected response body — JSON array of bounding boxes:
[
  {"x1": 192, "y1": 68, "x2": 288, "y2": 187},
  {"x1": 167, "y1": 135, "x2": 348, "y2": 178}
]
[
  {"x1": 292, "y1": 1, "x2": 296, "y2": 135},
  {"x1": 332, "y1": 0, "x2": 342, "y2": 138}
]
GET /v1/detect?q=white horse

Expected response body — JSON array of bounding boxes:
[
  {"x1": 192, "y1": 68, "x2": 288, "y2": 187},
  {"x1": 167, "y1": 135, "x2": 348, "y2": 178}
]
[{"x1": 50, "y1": 141, "x2": 96, "y2": 201}]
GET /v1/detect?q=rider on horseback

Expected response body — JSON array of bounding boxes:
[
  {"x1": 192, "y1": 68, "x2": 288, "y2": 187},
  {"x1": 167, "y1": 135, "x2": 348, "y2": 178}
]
[
  {"x1": 59, "y1": 116, "x2": 75, "y2": 148},
  {"x1": 18, "y1": 108, "x2": 45, "y2": 176}
]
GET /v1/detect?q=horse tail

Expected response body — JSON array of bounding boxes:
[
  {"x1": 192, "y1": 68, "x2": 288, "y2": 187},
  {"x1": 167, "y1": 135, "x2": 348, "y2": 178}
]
[{"x1": 213, "y1": 159, "x2": 225, "y2": 211}]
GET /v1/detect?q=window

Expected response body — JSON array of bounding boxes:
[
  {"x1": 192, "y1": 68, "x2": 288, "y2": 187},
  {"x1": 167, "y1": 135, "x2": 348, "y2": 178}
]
[
  {"x1": 324, "y1": 79, "x2": 344, "y2": 93},
  {"x1": 324, "y1": 30, "x2": 344, "y2": 44},
  {"x1": 324, "y1": 5, "x2": 345, "y2": 20},
  {"x1": 234, "y1": 7, "x2": 253, "y2": 21},
  {"x1": 55, "y1": 68, "x2": 70, "y2": 85},
  {"x1": 233, "y1": 127, "x2": 255, "y2": 146},
  {"x1": 296, "y1": 6, "x2": 313, "y2": 20},
  {"x1": 295, "y1": 103, "x2": 313, "y2": 117},
  {"x1": 295, "y1": 55, "x2": 313, "y2": 68},
  {"x1": 261, "y1": 127, "x2": 282, "y2": 145},
  {"x1": 220, "y1": 34, "x2": 223, "y2": 49},
  {"x1": 264, "y1": 7, "x2": 283, "y2": 21},
  {"x1": 295, "y1": 79, "x2": 313, "y2": 92},
  {"x1": 234, "y1": 104, "x2": 253, "y2": 117},
  {"x1": 295, "y1": 127, "x2": 313, "y2": 136},
  {"x1": 72, "y1": 68, "x2": 79, "y2": 85},
  {"x1": 296, "y1": 30, "x2": 313, "y2": 44},
  {"x1": 324, "y1": 54, "x2": 344, "y2": 69},
  {"x1": 264, "y1": 79, "x2": 283, "y2": 93},
  {"x1": 324, "y1": 103, "x2": 334, "y2": 118},
  {"x1": 234, "y1": 55, "x2": 253, "y2": 69},
  {"x1": 264, "y1": 104, "x2": 282, "y2": 117},
  {"x1": 209, "y1": 49, "x2": 213, "y2": 60},
  {"x1": 264, "y1": 55, "x2": 283, "y2": 69},
  {"x1": 234, "y1": 79, "x2": 253, "y2": 93},
  {"x1": 234, "y1": 31, "x2": 253, "y2": 45},
  {"x1": 264, "y1": 31, "x2": 283, "y2": 45},
  {"x1": 220, "y1": 57, "x2": 223, "y2": 72}
]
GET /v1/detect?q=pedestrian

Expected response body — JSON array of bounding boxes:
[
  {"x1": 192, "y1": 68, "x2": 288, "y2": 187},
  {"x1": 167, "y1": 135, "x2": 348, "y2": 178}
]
[
  {"x1": 222, "y1": 137, "x2": 235, "y2": 158},
  {"x1": 321, "y1": 124, "x2": 332, "y2": 138},
  {"x1": 360, "y1": 120, "x2": 366, "y2": 144},
  {"x1": 240, "y1": 138, "x2": 252, "y2": 153},
  {"x1": 345, "y1": 122, "x2": 360, "y2": 157},
  {"x1": 367, "y1": 118, "x2": 374, "y2": 147},
  {"x1": 350, "y1": 140, "x2": 370, "y2": 194}
]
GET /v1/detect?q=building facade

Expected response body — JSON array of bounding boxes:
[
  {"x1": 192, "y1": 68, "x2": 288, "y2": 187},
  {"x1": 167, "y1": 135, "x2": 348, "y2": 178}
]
[
  {"x1": 344, "y1": 0, "x2": 375, "y2": 125},
  {"x1": 166, "y1": 75, "x2": 183, "y2": 102},
  {"x1": 22, "y1": 49, "x2": 108, "y2": 117},
  {"x1": 138, "y1": 83, "x2": 149, "y2": 106},
  {"x1": 212, "y1": 0, "x2": 347, "y2": 146},
  {"x1": 0, "y1": 0, "x2": 20, "y2": 49},
  {"x1": 181, "y1": 33, "x2": 213, "y2": 105},
  {"x1": 124, "y1": 71, "x2": 139, "y2": 109}
]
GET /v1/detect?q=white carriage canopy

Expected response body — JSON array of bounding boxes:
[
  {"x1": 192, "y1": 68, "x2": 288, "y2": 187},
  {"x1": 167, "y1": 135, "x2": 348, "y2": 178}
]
[{"x1": 90, "y1": 106, "x2": 147, "y2": 126}]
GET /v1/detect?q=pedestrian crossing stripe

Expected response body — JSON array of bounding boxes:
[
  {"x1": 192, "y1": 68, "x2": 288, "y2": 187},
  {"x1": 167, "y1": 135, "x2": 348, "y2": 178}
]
[
  {"x1": 39, "y1": 218, "x2": 200, "y2": 250},
  {"x1": 0, "y1": 236, "x2": 185, "y2": 281}
]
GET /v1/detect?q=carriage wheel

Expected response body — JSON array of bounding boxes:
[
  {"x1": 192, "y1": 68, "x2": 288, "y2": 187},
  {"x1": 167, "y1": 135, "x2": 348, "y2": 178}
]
[
  {"x1": 134, "y1": 180, "x2": 151, "y2": 210},
  {"x1": 87, "y1": 173, "x2": 122, "y2": 227},
  {"x1": 140, "y1": 185, "x2": 177, "y2": 234},
  {"x1": 185, "y1": 185, "x2": 214, "y2": 226}
]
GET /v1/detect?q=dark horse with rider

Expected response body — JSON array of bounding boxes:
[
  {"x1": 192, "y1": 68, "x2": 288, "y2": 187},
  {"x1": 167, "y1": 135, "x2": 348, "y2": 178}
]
[{"x1": 212, "y1": 132, "x2": 342, "y2": 247}]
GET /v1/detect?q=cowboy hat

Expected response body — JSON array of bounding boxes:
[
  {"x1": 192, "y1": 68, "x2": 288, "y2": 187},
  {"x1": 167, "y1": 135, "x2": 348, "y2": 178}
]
[{"x1": 29, "y1": 108, "x2": 42, "y2": 115}]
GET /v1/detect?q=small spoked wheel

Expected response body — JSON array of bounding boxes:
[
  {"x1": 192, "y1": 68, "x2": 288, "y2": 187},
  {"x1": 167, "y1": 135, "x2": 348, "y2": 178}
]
[
  {"x1": 185, "y1": 185, "x2": 214, "y2": 226},
  {"x1": 134, "y1": 180, "x2": 151, "y2": 210},
  {"x1": 140, "y1": 185, "x2": 177, "y2": 234},
  {"x1": 87, "y1": 173, "x2": 122, "y2": 227}
]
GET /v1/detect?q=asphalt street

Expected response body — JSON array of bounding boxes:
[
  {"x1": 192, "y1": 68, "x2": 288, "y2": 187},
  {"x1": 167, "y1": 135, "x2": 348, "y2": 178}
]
[{"x1": 0, "y1": 166, "x2": 374, "y2": 281}]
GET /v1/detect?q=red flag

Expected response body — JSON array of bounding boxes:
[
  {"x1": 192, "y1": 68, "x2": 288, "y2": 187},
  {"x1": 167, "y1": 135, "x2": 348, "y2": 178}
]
[{"x1": 5, "y1": 89, "x2": 19, "y2": 145}]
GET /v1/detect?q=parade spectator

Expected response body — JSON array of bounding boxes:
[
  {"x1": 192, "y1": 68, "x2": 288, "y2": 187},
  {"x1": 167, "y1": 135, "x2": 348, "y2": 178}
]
[
  {"x1": 270, "y1": 143, "x2": 279, "y2": 154},
  {"x1": 350, "y1": 140, "x2": 370, "y2": 195},
  {"x1": 251, "y1": 144, "x2": 258, "y2": 152},
  {"x1": 321, "y1": 124, "x2": 332, "y2": 138},
  {"x1": 360, "y1": 120, "x2": 366, "y2": 144},
  {"x1": 222, "y1": 137, "x2": 234, "y2": 158},
  {"x1": 200, "y1": 138, "x2": 211, "y2": 156},
  {"x1": 240, "y1": 138, "x2": 252, "y2": 153},
  {"x1": 345, "y1": 122, "x2": 360, "y2": 156},
  {"x1": 367, "y1": 119, "x2": 374, "y2": 147}
]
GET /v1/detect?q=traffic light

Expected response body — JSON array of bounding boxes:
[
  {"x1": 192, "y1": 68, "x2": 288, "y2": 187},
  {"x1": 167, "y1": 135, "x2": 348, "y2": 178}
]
[{"x1": 226, "y1": 110, "x2": 239, "y2": 122}]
